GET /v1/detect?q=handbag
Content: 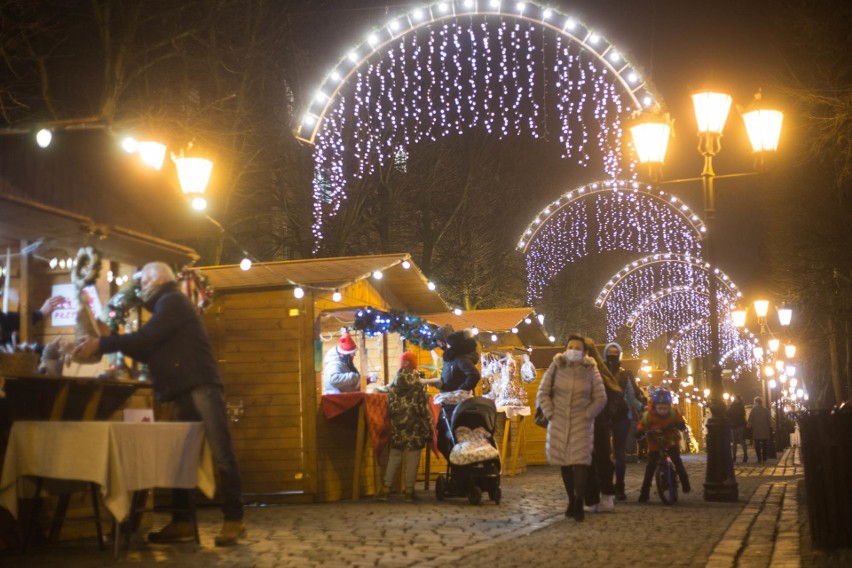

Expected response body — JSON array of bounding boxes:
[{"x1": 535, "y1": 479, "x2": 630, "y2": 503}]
[
  {"x1": 534, "y1": 406, "x2": 549, "y2": 428},
  {"x1": 534, "y1": 363, "x2": 555, "y2": 429}
]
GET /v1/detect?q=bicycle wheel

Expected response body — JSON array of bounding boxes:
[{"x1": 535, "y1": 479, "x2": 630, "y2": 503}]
[{"x1": 655, "y1": 460, "x2": 676, "y2": 506}]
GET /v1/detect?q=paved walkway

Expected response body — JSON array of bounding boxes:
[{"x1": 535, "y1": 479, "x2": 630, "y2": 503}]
[{"x1": 1, "y1": 448, "x2": 848, "y2": 567}]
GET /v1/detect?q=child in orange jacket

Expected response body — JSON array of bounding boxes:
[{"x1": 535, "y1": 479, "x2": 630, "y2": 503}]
[{"x1": 637, "y1": 389, "x2": 691, "y2": 502}]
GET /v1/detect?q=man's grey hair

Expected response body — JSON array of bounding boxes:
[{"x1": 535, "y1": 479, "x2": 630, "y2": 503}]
[{"x1": 141, "y1": 262, "x2": 176, "y2": 285}]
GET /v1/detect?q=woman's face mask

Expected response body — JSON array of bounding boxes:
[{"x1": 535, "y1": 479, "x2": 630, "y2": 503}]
[{"x1": 565, "y1": 349, "x2": 584, "y2": 362}]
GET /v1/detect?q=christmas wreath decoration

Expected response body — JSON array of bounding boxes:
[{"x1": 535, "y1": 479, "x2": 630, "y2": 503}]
[
  {"x1": 176, "y1": 265, "x2": 214, "y2": 313},
  {"x1": 353, "y1": 307, "x2": 440, "y2": 349},
  {"x1": 71, "y1": 246, "x2": 102, "y2": 288},
  {"x1": 102, "y1": 282, "x2": 143, "y2": 333}
]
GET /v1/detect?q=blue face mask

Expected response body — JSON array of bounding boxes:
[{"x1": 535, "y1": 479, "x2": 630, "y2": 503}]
[{"x1": 565, "y1": 349, "x2": 584, "y2": 362}]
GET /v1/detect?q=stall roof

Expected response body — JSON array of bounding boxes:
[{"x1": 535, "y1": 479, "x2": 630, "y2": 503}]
[
  {"x1": 201, "y1": 253, "x2": 451, "y2": 314},
  {"x1": 0, "y1": 127, "x2": 207, "y2": 265},
  {"x1": 424, "y1": 307, "x2": 551, "y2": 348}
]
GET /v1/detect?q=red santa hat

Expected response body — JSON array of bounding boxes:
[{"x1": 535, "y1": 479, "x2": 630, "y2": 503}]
[
  {"x1": 400, "y1": 351, "x2": 418, "y2": 369},
  {"x1": 337, "y1": 332, "x2": 357, "y2": 355}
]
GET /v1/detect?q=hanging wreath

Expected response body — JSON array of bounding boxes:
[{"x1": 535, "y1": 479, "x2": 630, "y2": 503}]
[
  {"x1": 71, "y1": 246, "x2": 102, "y2": 288},
  {"x1": 102, "y1": 282, "x2": 143, "y2": 333},
  {"x1": 176, "y1": 265, "x2": 214, "y2": 313}
]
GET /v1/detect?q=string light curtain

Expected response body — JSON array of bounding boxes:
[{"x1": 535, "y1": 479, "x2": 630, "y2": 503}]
[
  {"x1": 519, "y1": 181, "x2": 706, "y2": 305},
  {"x1": 307, "y1": 7, "x2": 659, "y2": 249}
]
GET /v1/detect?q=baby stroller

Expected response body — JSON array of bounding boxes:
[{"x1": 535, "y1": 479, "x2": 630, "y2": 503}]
[{"x1": 435, "y1": 396, "x2": 502, "y2": 505}]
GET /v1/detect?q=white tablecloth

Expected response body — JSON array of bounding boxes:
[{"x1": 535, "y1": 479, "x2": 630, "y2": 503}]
[
  {"x1": 496, "y1": 405, "x2": 532, "y2": 419},
  {"x1": 0, "y1": 421, "x2": 216, "y2": 522}
]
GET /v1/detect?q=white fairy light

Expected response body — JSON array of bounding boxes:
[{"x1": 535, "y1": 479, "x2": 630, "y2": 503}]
[
  {"x1": 307, "y1": 8, "x2": 652, "y2": 249},
  {"x1": 294, "y1": 287, "x2": 305, "y2": 299}
]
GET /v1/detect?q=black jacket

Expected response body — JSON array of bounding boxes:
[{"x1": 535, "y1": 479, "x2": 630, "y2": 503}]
[
  {"x1": 726, "y1": 399, "x2": 747, "y2": 428},
  {"x1": 439, "y1": 331, "x2": 480, "y2": 392},
  {"x1": 99, "y1": 282, "x2": 223, "y2": 401}
]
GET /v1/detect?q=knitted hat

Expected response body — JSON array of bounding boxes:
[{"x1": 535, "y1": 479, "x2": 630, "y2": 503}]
[
  {"x1": 434, "y1": 324, "x2": 454, "y2": 343},
  {"x1": 338, "y1": 332, "x2": 357, "y2": 355},
  {"x1": 604, "y1": 342, "x2": 623, "y2": 357},
  {"x1": 400, "y1": 351, "x2": 418, "y2": 369}
]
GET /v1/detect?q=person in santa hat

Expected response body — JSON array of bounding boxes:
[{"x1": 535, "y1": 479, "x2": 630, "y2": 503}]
[{"x1": 322, "y1": 331, "x2": 362, "y2": 394}]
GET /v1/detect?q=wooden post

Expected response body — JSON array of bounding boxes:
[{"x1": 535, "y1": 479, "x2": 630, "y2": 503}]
[
  {"x1": 351, "y1": 403, "x2": 366, "y2": 501},
  {"x1": 19, "y1": 241, "x2": 31, "y2": 342},
  {"x1": 359, "y1": 331, "x2": 368, "y2": 392}
]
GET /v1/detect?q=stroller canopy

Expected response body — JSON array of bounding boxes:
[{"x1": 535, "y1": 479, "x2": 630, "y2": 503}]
[{"x1": 451, "y1": 396, "x2": 497, "y2": 434}]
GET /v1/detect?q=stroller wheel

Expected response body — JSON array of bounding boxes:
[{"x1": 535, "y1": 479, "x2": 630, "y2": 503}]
[
  {"x1": 468, "y1": 484, "x2": 482, "y2": 505},
  {"x1": 488, "y1": 487, "x2": 502, "y2": 504},
  {"x1": 435, "y1": 475, "x2": 446, "y2": 501}
]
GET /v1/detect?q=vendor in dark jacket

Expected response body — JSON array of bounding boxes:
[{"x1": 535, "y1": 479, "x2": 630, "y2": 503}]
[
  {"x1": 74, "y1": 261, "x2": 245, "y2": 546},
  {"x1": 423, "y1": 326, "x2": 481, "y2": 392}
]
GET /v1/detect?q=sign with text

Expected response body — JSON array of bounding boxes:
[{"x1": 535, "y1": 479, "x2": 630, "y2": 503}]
[{"x1": 50, "y1": 284, "x2": 103, "y2": 327}]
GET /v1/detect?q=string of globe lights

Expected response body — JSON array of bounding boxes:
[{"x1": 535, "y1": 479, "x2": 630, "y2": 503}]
[
  {"x1": 298, "y1": 1, "x2": 663, "y2": 250},
  {"x1": 518, "y1": 180, "x2": 706, "y2": 305},
  {"x1": 594, "y1": 253, "x2": 742, "y2": 340},
  {"x1": 666, "y1": 317, "x2": 754, "y2": 374}
]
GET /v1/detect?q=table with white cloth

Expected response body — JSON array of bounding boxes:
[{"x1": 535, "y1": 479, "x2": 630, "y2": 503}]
[{"x1": 0, "y1": 421, "x2": 216, "y2": 524}]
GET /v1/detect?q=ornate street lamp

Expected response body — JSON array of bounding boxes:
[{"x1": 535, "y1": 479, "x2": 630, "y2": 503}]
[
  {"x1": 631, "y1": 90, "x2": 782, "y2": 503},
  {"x1": 173, "y1": 156, "x2": 214, "y2": 211}
]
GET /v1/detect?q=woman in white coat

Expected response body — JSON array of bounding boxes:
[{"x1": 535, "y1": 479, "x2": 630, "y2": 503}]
[{"x1": 536, "y1": 334, "x2": 607, "y2": 521}]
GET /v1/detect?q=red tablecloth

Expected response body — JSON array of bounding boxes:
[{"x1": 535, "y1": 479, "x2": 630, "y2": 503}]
[{"x1": 321, "y1": 392, "x2": 440, "y2": 456}]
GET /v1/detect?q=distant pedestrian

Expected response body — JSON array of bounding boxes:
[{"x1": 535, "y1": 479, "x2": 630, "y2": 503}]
[
  {"x1": 582, "y1": 338, "x2": 624, "y2": 513},
  {"x1": 726, "y1": 394, "x2": 748, "y2": 463},
  {"x1": 748, "y1": 397, "x2": 773, "y2": 463},
  {"x1": 536, "y1": 334, "x2": 607, "y2": 522},
  {"x1": 376, "y1": 351, "x2": 433, "y2": 502},
  {"x1": 603, "y1": 342, "x2": 643, "y2": 500}
]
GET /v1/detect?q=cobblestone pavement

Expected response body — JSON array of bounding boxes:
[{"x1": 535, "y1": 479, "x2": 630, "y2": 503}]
[{"x1": 1, "y1": 448, "x2": 848, "y2": 567}]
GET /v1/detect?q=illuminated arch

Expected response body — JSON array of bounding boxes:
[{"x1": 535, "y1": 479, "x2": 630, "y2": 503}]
[
  {"x1": 517, "y1": 179, "x2": 705, "y2": 252},
  {"x1": 595, "y1": 253, "x2": 743, "y2": 339},
  {"x1": 300, "y1": 1, "x2": 664, "y2": 247},
  {"x1": 520, "y1": 180, "x2": 705, "y2": 304},
  {"x1": 666, "y1": 318, "x2": 755, "y2": 372}
]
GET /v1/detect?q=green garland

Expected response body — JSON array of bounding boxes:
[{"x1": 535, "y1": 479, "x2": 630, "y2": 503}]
[{"x1": 352, "y1": 307, "x2": 440, "y2": 349}]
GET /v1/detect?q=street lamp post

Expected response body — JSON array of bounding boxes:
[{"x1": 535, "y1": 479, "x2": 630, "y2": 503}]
[{"x1": 631, "y1": 91, "x2": 783, "y2": 503}]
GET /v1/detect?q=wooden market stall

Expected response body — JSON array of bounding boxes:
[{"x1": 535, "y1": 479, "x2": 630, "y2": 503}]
[
  {"x1": 199, "y1": 253, "x2": 450, "y2": 503},
  {"x1": 0, "y1": 127, "x2": 209, "y2": 546},
  {"x1": 421, "y1": 308, "x2": 551, "y2": 477}
]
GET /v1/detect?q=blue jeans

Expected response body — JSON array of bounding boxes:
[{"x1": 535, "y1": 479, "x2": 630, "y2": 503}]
[{"x1": 172, "y1": 383, "x2": 244, "y2": 521}]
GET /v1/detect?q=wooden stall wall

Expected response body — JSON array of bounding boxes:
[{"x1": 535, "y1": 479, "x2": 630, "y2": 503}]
[{"x1": 203, "y1": 288, "x2": 316, "y2": 502}]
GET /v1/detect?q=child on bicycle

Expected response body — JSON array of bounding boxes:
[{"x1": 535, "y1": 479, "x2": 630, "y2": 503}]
[{"x1": 637, "y1": 388, "x2": 691, "y2": 502}]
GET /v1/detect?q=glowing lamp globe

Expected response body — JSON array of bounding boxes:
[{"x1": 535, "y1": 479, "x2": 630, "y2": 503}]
[
  {"x1": 742, "y1": 108, "x2": 783, "y2": 152},
  {"x1": 630, "y1": 118, "x2": 671, "y2": 164},
  {"x1": 35, "y1": 128, "x2": 53, "y2": 148},
  {"x1": 777, "y1": 306, "x2": 793, "y2": 326},
  {"x1": 784, "y1": 343, "x2": 797, "y2": 358},
  {"x1": 731, "y1": 308, "x2": 747, "y2": 328},
  {"x1": 768, "y1": 338, "x2": 780, "y2": 352},
  {"x1": 139, "y1": 141, "x2": 167, "y2": 170},
  {"x1": 692, "y1": 91, "x2": 732, "y2": 134},
  {"x1": 753, "y1": 299, "x2": 770, "y2": 318},
  {"x1": 174, "y1": 157, "x2": 214, "y2": 197}
]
